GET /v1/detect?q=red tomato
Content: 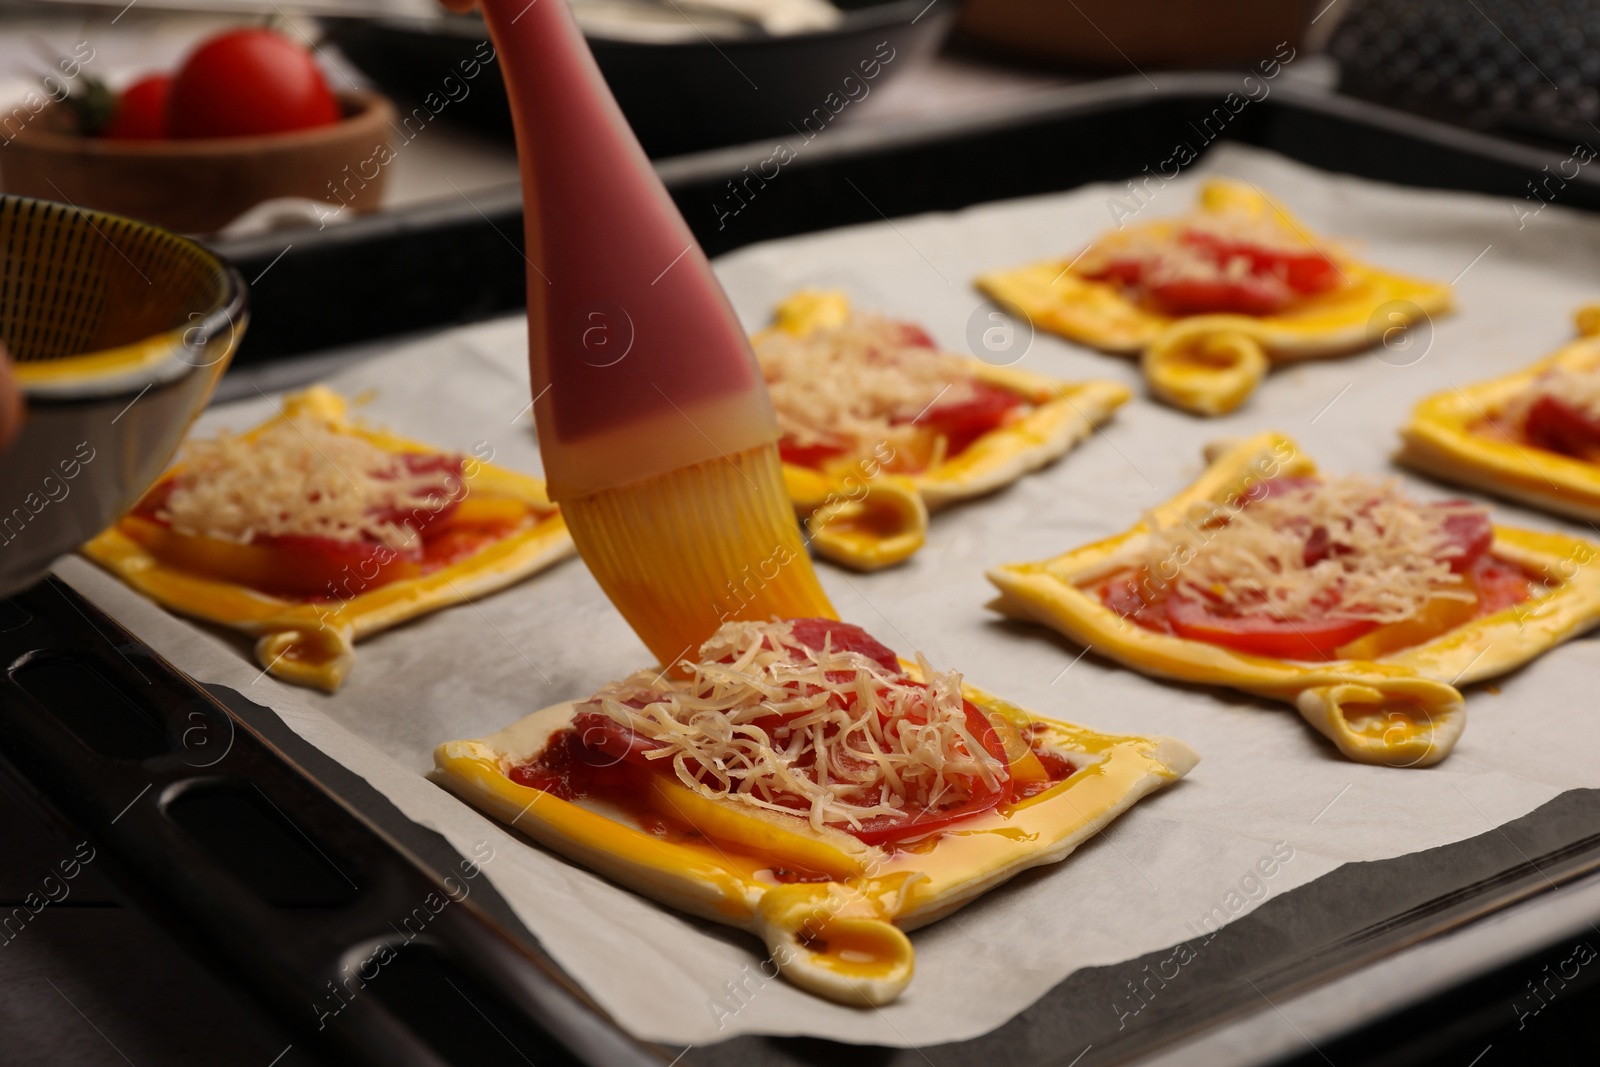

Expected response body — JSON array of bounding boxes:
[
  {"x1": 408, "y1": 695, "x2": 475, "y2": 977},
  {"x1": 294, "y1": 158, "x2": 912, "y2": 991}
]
[
  {"x1": 104, "y1": 74, "x2": 172, "y2": 140},
  {"x1": 168, "y1": 29, "x2": 340, "y2": 138},
  {"x1": 915, "y1": 381, "x2": 1025, "y2": 456},
  {"x1": 1166, "y1": 592, "x2": 1380, "y2": 660},
  {"x1": 1525, "y1": 395, "x2": 1600, "y2": 459}
]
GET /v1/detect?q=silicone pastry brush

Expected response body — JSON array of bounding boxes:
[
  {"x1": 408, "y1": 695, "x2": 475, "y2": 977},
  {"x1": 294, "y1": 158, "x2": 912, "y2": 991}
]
[{"x1": 467, "y1": 0, "x2": 835, "y2": 666}]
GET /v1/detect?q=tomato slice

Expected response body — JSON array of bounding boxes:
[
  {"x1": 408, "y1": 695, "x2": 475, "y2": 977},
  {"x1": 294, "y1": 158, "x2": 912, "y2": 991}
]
[
  {"x1": 785, "y1": 618, "x2": 902, "y2": 672},
  {"x1": 914, "y1": 381, "x2": 1025, "y2": 457},
  {"x1": 1249, "y1": 479, "x2": 1492, "y2": 574},
  {"x1": 569, "y1": 708, "x2": 664, "y2": 767},
  {"x1": 1434, "y1": 505, "x2": 1493, "y2": 573},
  {"x1": 777, "y1": 437, "x2": 850, "y2": 469},
  {"x1": 1248, "y1": 475, "x2": 1319, "y2": 502},
  {"x1": 1468, "y1": 553, "x2": 1531, "y2": 613},
  {"x1": 374, "y1": 453, "x2": 465, "y2": 534},
  {"x1": 1524, "y1": 395, "x2": 1600, "y2": 459},
  {"x1": 1166, "y1": 592, "x2": 1380, "y2": 660},
  {"x1": 1147, "y1": 274, "x2": 1290, "y2": 317},
  {"x1": 1101, "y1": 570, "x2": 1174, "y2": 634},
  {"x1": 1181, "y1": 231, "x2": 1340, "y2": 295}
]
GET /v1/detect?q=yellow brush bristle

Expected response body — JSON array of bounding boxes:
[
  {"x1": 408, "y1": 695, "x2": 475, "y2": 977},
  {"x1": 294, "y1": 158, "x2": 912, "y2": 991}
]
[{"x1": 559, "y1": 441, "x2": 836, "y2": 667}]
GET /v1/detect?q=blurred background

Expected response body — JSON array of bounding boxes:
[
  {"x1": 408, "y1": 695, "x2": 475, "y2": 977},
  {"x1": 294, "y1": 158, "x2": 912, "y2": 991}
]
[
  {"x1": 9, "y1": 0, "x2": 1599, "y2": 241},
  {"x1": 3, "y1": 0, "x2": 1340, "y2": 239}
]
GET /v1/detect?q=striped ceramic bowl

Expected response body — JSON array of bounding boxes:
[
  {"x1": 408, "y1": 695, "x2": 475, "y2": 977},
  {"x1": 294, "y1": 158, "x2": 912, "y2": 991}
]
[{"x1": 0, "y1": 194, "x2": 246, "y2": 597}]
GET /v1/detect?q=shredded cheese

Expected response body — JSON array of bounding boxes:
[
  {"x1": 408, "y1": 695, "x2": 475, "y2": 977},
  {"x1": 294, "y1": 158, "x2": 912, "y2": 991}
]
[
  {"x1": 1141, "y1": 240, "x2": 1278, "y2": 290},
  {"x1": 578, "y1": 620, "x2": 1006, "y2": 833},
  {"x1": 1144, "y1": 476, "x2": 1479, "y2": 623},
  {"x1": 159, "y1": 413, "x2": 457, "y2": 549},
  {"x1": 753, "y1": 311, "x2": 996, "y2": 456}
]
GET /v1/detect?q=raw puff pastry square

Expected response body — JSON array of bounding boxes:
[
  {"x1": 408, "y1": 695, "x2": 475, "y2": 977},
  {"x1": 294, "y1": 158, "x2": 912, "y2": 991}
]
[
  {"x1": 761, "y1": 291, "x2": 1129, "y2": 571},
  {"x1": 433, "y1": 681, "x2": 1196, "y2": 1008},
  {"x1": 987, "y1": 432, "x2": 1600, "y2": 767},
  {"x1": 974, "y1": 180, "x2": 1453, "y2": 417},
  {"x1": 82, "y1": 387, "x2": 575, "y2": 692},
  {"x1": 1399, "y1": 318, "x2": 1600, "y2": 524}
]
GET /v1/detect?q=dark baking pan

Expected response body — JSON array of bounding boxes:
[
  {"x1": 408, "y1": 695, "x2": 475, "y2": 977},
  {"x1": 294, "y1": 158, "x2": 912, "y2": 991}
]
[
  {"x1": 325, "y1": 0, "x2": 956, "y2": 157},
  {"x1": 23, "y1": 76, "x2": 1600, "y2": 1066},
  {"x1": 0, "y1": 580, "x2": 661, "y2": 1067},
  {"x1": 210, "y1": 73, "x2": 1600, "y2": 365}
]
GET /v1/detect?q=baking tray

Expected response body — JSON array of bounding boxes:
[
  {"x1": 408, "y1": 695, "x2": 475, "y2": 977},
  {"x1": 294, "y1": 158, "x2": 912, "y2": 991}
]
[
  {"x1": 210, "y1": 72, "x2": 1600, "y2": 363},
  {"x1": 11, "y1": 74, "x2": 1600, "y2": 1066}
]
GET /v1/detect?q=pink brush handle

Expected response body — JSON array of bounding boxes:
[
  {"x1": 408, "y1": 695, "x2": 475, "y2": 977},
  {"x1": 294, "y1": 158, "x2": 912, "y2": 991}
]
[{"x1": 478, "y1": 0, "x2": 777, "y2": 498}]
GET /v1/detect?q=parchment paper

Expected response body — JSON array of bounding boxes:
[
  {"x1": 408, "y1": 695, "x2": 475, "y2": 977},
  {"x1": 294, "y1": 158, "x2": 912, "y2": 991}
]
[{"x1": 54, "y1": 144, "x2": 1600, "y2": 1047}]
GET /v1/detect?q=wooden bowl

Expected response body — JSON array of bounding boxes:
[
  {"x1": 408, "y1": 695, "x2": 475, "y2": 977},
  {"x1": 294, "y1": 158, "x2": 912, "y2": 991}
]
[
  {"x1": 0, "y1": 193, "x2": 246, "y2": 596},
  {"x1": 0, "y1": 90, "x2": 396, "y2": 235}
]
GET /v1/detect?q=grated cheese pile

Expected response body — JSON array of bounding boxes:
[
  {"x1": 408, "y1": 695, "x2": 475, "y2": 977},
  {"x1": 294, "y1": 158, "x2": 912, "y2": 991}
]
[
  {"x1": 159, "y1": 413, "x2": 455, "y2": 549},
  {"x1": 753, "y1": 312, "x2": 988, "y2": 455},
  {"x1": 1145, "y1": 476, "x2": 1478, "y2": 623},
  {"x1": 578, "y1": 619, "x2": 1005, "y2": 833}
]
